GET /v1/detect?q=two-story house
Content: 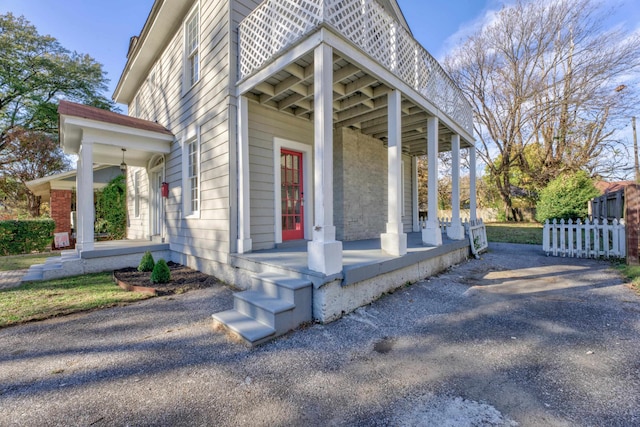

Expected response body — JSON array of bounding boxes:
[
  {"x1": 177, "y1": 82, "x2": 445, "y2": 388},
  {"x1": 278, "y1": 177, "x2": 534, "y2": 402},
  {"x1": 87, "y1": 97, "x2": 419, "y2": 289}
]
[{"x1": 56, "y1": 0, "x2": 478, "y2": 345}]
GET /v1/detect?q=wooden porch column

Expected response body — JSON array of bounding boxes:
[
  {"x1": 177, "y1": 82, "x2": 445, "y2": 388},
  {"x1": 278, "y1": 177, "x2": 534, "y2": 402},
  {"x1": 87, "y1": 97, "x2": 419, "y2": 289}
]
[
  {"x1": 422, "y1": 116, "x2": 442, "y2": 246},
  {"x1": 381, "y1": 89, "x2": 407, "y2": 256},
  {"x1": 447, "y1": 134, "x2": 465, "y2": 240},
  {"x1": 469, "y1": 146, "x2": 477, "y2": 221},
  {"x1": 76, "y1": 140, "x2": 94, "y2": 252},
  {"x1": 308, "y1": 43, "x2": 343, "y2": 275},
  {"x1": 237, "y1": 95, "x2": 252, "y2": 253}
]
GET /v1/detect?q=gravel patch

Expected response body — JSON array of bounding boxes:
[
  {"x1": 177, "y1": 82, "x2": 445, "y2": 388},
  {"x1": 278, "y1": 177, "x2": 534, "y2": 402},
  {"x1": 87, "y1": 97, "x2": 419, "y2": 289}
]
[{"x1": 1, "y1": 243, "x2": 639, "y2": 426}]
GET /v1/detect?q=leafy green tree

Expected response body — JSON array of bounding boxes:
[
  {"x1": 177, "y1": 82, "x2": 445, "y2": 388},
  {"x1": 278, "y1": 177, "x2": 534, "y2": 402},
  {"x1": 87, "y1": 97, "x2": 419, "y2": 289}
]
[
  {"x1": 535, "y1": 170, "x2": 600, "y2": 223},
  {"x1": 0, "y1": 13, "x2": 114, "y2": 152},
  {"x1": 95, "y1": 175, "x2": 126, "y2": 240}
]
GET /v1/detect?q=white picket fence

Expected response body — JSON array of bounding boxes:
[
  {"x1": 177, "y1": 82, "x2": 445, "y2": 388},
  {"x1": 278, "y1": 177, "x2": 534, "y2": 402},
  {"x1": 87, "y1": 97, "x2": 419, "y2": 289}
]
[
  {"x1": 419, "y1": 216, "x2": 488, "y2": 257},
  {"x1": 542, "y1": 218, "x2": 626, "y2": 258}
]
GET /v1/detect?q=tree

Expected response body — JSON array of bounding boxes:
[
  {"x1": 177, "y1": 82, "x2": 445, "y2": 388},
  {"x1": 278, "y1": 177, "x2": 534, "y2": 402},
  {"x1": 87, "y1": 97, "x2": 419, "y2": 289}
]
[
  {"x1": 0, "y1": 13, "x2": 114, "y2": 217},
  {"x1": 0, "y1": 129, "x2": 70, "y2": 216},
  {"x1": 535, "y1": 170, "x2": 600, "y2": 223},
  {"x1": 0, "y1": 13, "x2": 114, "y2": 152},
  {"x1": 445, "y1": 0, "x2": 640, "y2": 220}
]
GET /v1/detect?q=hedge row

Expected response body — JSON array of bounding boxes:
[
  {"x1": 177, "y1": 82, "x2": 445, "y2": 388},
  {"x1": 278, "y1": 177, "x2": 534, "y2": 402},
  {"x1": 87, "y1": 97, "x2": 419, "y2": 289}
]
[{"x1": 0, "y1": 220, "x2": 55, "y2": 256}]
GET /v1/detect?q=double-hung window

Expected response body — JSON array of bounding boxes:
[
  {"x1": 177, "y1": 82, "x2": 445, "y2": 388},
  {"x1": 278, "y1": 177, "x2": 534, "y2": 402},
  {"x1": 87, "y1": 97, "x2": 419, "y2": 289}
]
[
  {"x1": 185, "y1": 8, "x2": 199, "y2": 88},
  {"x1": 186, "y1": 137, "x2": 199, "y2": 215}
]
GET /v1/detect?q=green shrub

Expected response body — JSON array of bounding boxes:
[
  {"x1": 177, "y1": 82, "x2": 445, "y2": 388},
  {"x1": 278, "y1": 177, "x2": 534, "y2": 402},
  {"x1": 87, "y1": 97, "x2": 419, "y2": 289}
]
[
  {"x1": 95, "y1": 175, "x2": 126, "y2": 240},
  {"x1": 535, "y1": 170, "x2": 600, "y2": 223},
  {"x1": 0, "y1": 219, "x2": 55, "y2": 255},
  {"x1": 150, "y1": 259, "x2": 171, "y2": 284},
  {"x1": 138, "y1": 251, "x2": 155, "y2": 272}
]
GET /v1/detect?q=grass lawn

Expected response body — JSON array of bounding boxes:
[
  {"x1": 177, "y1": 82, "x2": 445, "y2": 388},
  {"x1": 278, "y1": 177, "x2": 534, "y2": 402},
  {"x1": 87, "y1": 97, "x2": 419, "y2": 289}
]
[
  {"x1": 0, "y1": 252, "x2": 57, "y2": 271},
  {"x1": 485, "y1": 222, "x2": 543, "y2": 245},
  {"x1": 616, "y1": 264, "x2": 640, "y2": 294},
  {"x1": 0, "y1": 273, "x2": 152, "y2": 328}
]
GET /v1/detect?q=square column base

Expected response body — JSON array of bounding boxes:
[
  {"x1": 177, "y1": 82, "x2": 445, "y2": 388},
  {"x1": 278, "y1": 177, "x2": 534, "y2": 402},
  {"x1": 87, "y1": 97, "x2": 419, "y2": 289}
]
[
  {"x1": 446, "y1": 223, "x2": 465, "y2": 240},
  {"x1": 237, "y1": 238, "x2": 253, "y2": 254},
  {"x1": 381, "y1": 232, "x2": 407, "y2": 256},
  {"x1": 422, "y1": 221, "x2": 442, "y2": 246},
  {"x1": 308, "y1": 240, "x2": 343, "y2": 275}
]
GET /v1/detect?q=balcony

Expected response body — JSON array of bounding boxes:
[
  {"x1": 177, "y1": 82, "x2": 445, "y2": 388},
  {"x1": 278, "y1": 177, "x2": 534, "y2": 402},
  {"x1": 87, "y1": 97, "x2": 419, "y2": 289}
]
[{"x1": 238, "y1": 0, "x2": 473, "y2": 138}]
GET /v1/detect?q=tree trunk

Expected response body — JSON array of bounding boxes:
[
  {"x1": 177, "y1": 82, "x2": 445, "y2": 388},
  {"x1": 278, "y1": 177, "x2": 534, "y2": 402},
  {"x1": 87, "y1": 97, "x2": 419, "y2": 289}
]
[{"x1": 26, "y1": 192, "x2": 41, "y2": 217}]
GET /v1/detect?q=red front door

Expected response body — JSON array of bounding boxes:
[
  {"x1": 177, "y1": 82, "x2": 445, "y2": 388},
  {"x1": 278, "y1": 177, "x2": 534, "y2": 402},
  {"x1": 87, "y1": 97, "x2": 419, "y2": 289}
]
[{"x1": 281, "y1": 149, "x2": 304, "y2": 241}]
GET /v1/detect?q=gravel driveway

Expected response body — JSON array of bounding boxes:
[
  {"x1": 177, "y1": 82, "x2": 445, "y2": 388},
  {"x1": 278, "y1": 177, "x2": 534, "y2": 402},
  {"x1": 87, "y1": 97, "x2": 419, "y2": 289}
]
[{"x1": 1, "y1": 243, "x2": 639, "y2": 426}]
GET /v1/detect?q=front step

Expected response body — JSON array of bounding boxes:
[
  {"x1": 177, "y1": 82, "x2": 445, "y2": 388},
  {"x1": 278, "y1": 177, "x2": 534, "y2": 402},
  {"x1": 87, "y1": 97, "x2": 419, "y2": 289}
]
[{"x1": 212, "y1": 274, "x2": 312, "y2": 346}]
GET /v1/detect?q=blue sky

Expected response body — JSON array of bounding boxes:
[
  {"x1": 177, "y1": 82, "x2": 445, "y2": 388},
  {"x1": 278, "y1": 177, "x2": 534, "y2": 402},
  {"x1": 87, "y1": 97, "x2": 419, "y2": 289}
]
[{"x1": 2, "y1": 0, "x2": 638, "y2": 106}]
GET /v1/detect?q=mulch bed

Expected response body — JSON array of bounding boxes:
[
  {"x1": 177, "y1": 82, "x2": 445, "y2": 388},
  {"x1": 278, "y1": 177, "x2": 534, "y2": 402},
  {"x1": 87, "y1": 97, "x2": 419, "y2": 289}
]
[{"x1": 113, "y1": 261, "x2": 220, "y2": 296}]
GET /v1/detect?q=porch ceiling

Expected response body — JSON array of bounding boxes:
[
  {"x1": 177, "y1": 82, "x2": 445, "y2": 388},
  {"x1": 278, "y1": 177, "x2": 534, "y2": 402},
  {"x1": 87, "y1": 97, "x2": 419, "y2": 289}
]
[{"x1": 243, "y1": 52, "x2": 470, "y2": 156}]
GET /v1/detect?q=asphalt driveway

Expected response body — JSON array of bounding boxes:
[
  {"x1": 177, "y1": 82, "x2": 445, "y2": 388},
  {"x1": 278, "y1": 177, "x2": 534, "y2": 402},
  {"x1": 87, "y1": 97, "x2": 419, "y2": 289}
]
[{"x1": 1, "y1": 243, "x2": 638, "y2": 426}]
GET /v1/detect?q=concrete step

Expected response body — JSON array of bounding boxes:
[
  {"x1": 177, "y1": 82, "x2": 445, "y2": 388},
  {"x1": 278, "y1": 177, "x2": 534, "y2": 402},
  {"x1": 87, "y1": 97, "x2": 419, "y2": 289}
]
[
  {"x1": 234, "y1": 290, "x2": 295, "y2": 335},
  {"x1": 21, "y1": 271, "x2": 43, "y2": 282},
  {"x1": 212, "y1": 273, "x2": 313, "y2": 346},
  {"x1": 212, "y1": 310, "x2": 276, "y2": 347}
]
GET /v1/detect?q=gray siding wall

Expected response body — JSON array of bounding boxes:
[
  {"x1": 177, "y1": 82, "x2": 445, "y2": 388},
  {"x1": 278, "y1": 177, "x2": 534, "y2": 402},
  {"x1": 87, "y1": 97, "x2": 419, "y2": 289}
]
[
  {"x1": 248, "y1": 102, "x2": 314, "y2": 250},
  {"x1": 334, "y1": 127, "x2": 413, "y2": 241},
  {"x1": 128, "y1": 0, "x2": 234, "y2": 264}
]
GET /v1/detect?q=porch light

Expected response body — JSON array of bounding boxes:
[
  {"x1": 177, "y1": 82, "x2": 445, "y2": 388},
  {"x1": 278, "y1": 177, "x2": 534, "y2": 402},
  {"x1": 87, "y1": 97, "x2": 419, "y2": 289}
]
[{"x1": 120, "y1": 148, "x2": 127, "y2": 172}]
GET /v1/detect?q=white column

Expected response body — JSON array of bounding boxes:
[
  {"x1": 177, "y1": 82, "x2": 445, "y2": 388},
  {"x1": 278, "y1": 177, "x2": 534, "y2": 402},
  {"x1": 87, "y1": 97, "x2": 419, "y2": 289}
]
[
  {"x1": 381, "y1": 90, "x2": 407, "y2": 256},
  {"x1": 412, "y1": 156, "x2": 420, "y2": 232},
  {"x1": 422, "y1": 116, "x2": 442, "y2": 246},
  {"x1": 308, "y1": 43, "x2": 342, "y2": 275},
  {"x1": 469, "y1": 146, "x2": 477, "y2": 221},
  {"x1": 447, "y1": 134, "x2": 465, "y2": 240},
  {"x1": 237, "y1": 95, "x2": 252, "y2": 253},
  {"x1": 77, "y1": 140, "x2": 94, "y2": 252}
]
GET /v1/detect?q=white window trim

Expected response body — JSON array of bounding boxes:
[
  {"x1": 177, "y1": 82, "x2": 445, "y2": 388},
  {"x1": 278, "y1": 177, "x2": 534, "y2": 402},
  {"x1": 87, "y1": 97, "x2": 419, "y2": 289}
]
[
  {"x1": 273, "y1": 138, "x2": 313, "y2": 244},
  {"x1": 182, "y1": 125, "x2": 201, "y2": 218},
  {"x1": 182, "y1": 2, "x2": 200, "y2": 94}
]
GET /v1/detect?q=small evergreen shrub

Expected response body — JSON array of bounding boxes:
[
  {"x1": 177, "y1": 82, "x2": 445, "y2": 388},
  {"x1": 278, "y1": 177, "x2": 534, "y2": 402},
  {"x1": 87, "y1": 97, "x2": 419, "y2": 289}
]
[
  {"x1": 138, "y1": 251, "x2": 155, "y2": 272},
  {"x1": 150, "y1": 259, "x2": 171, "y2": 284}
]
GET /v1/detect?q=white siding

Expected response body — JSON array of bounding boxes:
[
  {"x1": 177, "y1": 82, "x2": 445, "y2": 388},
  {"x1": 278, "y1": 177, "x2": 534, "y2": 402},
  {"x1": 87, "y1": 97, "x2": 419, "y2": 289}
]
[{"x1": 127, "y1": 0, "x2": 235, "y2": 264}]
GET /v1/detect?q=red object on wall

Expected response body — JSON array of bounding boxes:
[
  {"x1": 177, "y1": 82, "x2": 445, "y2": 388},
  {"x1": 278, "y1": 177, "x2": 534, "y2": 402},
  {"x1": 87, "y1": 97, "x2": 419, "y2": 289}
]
[{"x1": 161, "y1": 182, "x2": 169, "y2": 198}]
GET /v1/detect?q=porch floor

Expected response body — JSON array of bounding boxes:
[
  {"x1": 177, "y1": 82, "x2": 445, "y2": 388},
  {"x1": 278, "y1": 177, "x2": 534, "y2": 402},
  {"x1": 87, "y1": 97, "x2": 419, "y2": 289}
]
[
  {"x1": 78, "y1": 239, "x2": 170, "y2": 259},
  {"x1": 230, "y1": 232, "x2": 470, "y2": 287}
]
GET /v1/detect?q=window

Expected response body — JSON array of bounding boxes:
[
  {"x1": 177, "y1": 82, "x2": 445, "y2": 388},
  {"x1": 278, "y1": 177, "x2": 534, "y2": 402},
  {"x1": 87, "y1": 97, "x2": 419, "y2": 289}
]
[
  {"x1": 134, "y1": 170, "x2": 141, "y2": 218},
  {"x1": 185, "y1": 8, "x2": 199, "y2": 88},
  {"x1": 185, "y1": 137, "x2": 199, "y2": 215}
]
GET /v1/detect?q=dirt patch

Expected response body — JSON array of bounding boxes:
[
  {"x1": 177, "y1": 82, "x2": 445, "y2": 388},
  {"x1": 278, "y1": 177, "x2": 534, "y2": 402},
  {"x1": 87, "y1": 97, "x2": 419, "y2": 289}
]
[{"x1": 113, "y1": 262, "x2": 220, "y2": 296}]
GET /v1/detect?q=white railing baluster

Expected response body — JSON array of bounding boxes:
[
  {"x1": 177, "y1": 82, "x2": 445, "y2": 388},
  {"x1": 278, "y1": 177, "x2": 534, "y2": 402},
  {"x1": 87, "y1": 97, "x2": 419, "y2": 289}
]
[{"x1": 542, "y1": 217, "x2": 625, "y2": 259}]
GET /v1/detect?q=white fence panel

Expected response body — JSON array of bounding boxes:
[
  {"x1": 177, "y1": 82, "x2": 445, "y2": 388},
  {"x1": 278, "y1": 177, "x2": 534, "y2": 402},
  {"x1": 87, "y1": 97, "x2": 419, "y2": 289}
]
[{"x1": 543, "y1": 218, "x2": 626, "y2": 258}]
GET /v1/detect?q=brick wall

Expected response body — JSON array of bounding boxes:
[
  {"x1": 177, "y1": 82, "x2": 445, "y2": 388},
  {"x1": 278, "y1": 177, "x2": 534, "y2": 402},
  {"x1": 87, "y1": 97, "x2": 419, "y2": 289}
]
[
  {"x1": 50, "y1": 189, "x2": 72, "y2": 235},
  {"x1": 626, "y1": 184, "x2": 640, "y2": 265}
]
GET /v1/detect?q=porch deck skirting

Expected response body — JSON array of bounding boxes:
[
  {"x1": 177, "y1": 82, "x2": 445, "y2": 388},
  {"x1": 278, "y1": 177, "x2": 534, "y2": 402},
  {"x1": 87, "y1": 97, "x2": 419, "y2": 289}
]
[{"x1": 230, "y1": 233, "x2": 470, "y2": 322}]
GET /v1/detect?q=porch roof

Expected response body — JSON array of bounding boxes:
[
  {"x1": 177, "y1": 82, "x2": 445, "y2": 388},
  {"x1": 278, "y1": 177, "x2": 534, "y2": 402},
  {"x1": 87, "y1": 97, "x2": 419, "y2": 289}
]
[
  {"x1": 58, "y1": 101, "x2": 173, "y2": 167},
  {"x1": 237, "y1": 0, "x2": 475, "y2": 154}
]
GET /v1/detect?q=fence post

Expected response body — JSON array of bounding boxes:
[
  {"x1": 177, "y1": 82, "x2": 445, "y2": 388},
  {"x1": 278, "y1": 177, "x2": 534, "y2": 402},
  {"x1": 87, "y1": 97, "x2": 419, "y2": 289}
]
[
  {"x1": 543, "y1": 219, "x2": 550, "y2": 254},
  {"x1": 552, "y1": 219, "x2": 558, "y2": 256}
]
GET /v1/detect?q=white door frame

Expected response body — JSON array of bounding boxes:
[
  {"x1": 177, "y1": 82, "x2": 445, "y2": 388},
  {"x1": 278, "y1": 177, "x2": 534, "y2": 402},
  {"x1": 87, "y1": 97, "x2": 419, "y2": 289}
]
[
  {"x1": 274, "y1": 137, "x2": 313, "y2": 244},
  {"x1": 148, "y1": 155, "x2": 165, "y2": 238}
]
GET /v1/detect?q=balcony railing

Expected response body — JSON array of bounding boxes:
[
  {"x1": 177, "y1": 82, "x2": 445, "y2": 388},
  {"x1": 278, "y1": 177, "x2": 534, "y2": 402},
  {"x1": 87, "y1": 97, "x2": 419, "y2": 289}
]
[{"x1": 238, "y1": 0, "x2": 473, "y2": 135}]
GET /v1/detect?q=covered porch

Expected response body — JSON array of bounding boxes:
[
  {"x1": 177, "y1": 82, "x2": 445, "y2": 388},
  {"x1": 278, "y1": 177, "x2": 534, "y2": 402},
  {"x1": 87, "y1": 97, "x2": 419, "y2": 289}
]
[
  {"x1": 235, "y1": 0, "x2": 477, "y2": 278},
  {"x1": 58, "y1": 101, "x2": 173, "y2": 255}
]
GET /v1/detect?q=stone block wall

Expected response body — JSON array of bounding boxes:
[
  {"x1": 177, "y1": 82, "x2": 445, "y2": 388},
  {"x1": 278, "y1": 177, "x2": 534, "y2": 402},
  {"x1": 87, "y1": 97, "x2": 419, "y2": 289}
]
[{"x1": 334, "y1": 128, "x2": 387, "y2": 241}]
